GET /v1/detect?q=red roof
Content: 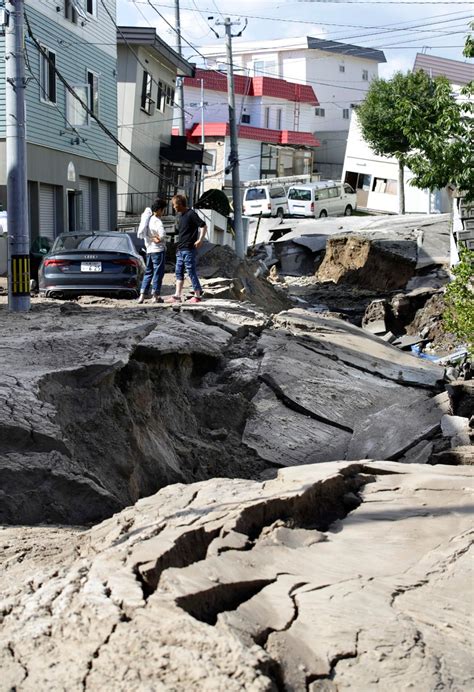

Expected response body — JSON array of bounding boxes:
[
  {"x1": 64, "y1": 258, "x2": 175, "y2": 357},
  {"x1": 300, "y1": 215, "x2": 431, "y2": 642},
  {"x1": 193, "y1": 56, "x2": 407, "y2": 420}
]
[
  {"x1": 184, "y1": 69, "x2": 319, "y2": 105},
  {"x1": 188, "y1": 122, "x2": 320, "y2": 147}
]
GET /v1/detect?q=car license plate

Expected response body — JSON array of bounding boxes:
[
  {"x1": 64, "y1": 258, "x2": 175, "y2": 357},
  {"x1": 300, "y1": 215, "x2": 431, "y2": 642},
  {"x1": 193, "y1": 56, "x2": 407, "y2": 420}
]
[{"x1": 81, "y1": 262, "x2": 102, "y2": 272}]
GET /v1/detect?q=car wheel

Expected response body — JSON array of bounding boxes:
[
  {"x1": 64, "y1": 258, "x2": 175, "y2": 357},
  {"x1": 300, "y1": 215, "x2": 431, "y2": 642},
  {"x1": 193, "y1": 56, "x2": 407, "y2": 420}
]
[
  {"x1": 319, "y1": 210, "x2": 328, "y2": 218},
  {"x1": 344, "y1": 205, "x2": 353, "y2": 216}
]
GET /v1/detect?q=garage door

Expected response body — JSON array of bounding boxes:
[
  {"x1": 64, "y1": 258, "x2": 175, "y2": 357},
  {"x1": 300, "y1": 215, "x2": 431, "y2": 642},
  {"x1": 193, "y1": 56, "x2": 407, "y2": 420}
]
[
  {"x1": 98, "y1": 181, "x2": 110, "y2": 230},
  {"x1": 39, "y1": 184, "x2": 56, "y2": 242},
  {"x1": 79, "y1": 177, "x2": 91, "y2": 231}
]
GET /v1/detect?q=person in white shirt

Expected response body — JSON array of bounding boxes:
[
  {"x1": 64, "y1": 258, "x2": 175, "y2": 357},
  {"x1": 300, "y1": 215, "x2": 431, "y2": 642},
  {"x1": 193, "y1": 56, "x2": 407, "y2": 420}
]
[{"x1": 137, "y1": 199, "x2": 167, "y2": 304}]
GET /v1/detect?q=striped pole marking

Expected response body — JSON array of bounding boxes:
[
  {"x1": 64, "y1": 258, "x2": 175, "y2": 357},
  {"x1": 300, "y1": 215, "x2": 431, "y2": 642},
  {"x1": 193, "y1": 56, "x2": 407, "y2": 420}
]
[{"x1": 11, "y1": 255, "x2": 30, "y2": 295}]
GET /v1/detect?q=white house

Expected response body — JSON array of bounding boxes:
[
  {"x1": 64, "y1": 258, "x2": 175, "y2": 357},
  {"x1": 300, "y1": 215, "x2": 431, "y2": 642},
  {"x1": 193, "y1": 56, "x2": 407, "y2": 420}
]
[
  {"x1": 178, "y1": 68, "x2": 320, "y2": 191},
  {"x1": 117, "y1": 27, "x2": 209, "y2": 215},
  {"x1": 342, "y1": 54, "x2": 473, "y2": 215},
  {"x1": 200, "y1": 37, "x2": 386, "y2": 179}
]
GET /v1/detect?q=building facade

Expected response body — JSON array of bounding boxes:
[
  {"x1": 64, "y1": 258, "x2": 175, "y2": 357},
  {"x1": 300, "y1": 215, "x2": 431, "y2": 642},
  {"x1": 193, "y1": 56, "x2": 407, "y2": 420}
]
[
  {"x1": 200, "y1": 37, "x2": 385, "y2": 179},
  {"x1": 0, "y1": 0, "x2": 118, "y2": 244},
  {"x1": 180, "y1": 69, "x2": 319, "y2": 191},
  {"x1": 342, "y1": 54, "x2": 472, "y2": 215},
  {"x1": 117, "y1": 26, "x2": 200, "y2": 216}
]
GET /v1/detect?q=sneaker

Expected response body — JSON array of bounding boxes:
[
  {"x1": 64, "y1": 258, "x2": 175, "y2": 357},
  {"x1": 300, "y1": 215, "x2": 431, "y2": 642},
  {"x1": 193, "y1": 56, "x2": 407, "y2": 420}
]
[
  {"x1": 164, "y1": 295, "x2": 182, "y2": 303},
  {"x1": 151, "y1": 295, "x2": 163, "y2": 304},
  {"x1": 137, "y1": 293, "x2": 145, "y2": 304},
  {"x1": 188, "y1": 296, "x2": 202, "y2": 304}
]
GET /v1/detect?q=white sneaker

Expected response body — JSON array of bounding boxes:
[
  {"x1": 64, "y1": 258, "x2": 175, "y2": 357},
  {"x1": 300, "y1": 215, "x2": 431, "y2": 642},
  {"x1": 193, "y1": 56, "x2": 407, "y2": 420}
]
[{"x1": 137, "y1": 293, "x2": 145, "y2": 304}]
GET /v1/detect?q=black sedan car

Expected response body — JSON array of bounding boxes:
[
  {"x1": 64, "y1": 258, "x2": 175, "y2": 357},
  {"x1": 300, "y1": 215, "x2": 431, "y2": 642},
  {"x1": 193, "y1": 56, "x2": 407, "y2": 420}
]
[{"x1": 38, "y1": 231, "x2": 145, "y2": 299}]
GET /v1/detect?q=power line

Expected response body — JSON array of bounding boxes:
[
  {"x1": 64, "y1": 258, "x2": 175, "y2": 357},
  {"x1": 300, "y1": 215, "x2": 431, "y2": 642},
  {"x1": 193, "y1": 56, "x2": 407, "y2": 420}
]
[
  {"x1": 99, "y1": 0, "x2": 192, "y2": 119},
  {"x1": 24, "y1": 11, "x2": 174, "y2": 186},
  {"x1": 23, "y1": 44, "x2": 147, "y2": 198}
]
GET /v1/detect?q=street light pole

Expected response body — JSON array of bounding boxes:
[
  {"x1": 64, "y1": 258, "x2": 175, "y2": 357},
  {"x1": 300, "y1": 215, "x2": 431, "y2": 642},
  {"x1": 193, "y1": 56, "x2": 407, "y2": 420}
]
[
  {"x1": 5, "y1": 0, "x2": 30, "y2": 312},
  {"x1": 216, "y1": 17, "x2": 245, "y2": 259}
]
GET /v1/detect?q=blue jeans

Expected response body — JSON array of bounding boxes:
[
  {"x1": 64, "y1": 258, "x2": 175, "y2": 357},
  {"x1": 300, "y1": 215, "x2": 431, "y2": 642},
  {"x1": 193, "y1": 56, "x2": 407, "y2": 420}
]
[
  {"x1": 175, "y1": 249, "x2": 202, "y2": 293},
  {"x1": 141, "y1": 251, "x2": 165, "y2": 294}
]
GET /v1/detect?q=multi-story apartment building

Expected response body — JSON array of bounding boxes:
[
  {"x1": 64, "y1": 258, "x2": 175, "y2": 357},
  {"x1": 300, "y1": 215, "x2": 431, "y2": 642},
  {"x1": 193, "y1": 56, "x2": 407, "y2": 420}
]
[
  {"x1": 0, "y1": 0, "x2": 117, "y2": 245},
  {"x1": 117, "y1": 26, "x2": 202, "y2": 216},
  {"x1": 201, "y1": 37, "x2": 386, "y2": 179},
  {"x1": 180, "y1": 69, "x2": 320, "y2": 191}
]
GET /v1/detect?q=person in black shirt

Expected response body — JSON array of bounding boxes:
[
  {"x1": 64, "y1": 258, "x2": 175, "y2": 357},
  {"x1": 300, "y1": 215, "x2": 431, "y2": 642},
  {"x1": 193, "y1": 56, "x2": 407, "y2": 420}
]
[{"x1": 167, "y1": 194, "x2": 207, "y2": 303}]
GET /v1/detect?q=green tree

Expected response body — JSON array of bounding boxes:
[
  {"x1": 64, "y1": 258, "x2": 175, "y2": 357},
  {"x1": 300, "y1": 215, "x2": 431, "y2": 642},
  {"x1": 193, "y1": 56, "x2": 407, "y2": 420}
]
[
  {"x1": 356, "y1": 70, "x2": 460, "y2": 213},
  {"x1": 443, "y1": 247, "x2": 474, "y2": 354},
  {"x1": 403, "y1": 27, "x2": 473, "y2": 201}
]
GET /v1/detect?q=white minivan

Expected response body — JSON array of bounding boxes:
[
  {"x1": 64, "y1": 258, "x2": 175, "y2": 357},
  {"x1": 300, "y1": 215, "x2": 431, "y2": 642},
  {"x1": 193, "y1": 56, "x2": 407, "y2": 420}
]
[
  {"x1": 242, "y1": 184, "x2": 288, "y2": 219},
  {"x1": 287, "y1": 181, "x2": 356, "y2": 218}
]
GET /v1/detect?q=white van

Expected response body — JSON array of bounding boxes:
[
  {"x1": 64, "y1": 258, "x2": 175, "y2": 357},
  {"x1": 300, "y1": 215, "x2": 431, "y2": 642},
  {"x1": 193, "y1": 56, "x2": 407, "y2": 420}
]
[
  {"x1": 287, "y1": 181, "x2": 356, "y2": 218},
  {"x1": 243, "y1": 184, "x2": 288, "y2": 219}
]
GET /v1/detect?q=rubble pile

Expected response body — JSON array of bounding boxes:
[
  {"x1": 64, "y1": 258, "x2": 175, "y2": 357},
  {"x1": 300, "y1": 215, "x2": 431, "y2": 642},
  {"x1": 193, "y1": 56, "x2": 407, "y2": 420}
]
[
  {"x1": 197, "y1": 242, "x2": 291, "y2": 313},
  {"x1": 316, "y1": 234, "x2": 417, "y2": 291}
]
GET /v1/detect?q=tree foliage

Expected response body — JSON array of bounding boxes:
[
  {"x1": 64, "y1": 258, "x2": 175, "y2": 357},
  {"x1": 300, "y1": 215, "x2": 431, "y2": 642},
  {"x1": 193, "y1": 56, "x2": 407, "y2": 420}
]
[
  {"x1": 356, "y1": 25, "x2": 474, "y2": 202},
  {"x1": 443, "y1": 247, "x2": 474, "y2": 354}
]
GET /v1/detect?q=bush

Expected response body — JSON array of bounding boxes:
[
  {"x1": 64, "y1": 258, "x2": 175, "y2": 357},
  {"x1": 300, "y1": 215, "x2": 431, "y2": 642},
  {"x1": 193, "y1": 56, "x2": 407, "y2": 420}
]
[{"x1": 443, "y1": 246, "x2": 474, "y2": 354}]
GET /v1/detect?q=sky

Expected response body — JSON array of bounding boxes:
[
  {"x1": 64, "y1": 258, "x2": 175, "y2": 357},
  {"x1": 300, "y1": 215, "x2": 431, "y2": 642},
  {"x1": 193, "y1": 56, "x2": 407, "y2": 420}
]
[{"x1": 117, "y1": 0, "x2": 473, "y2": 78}]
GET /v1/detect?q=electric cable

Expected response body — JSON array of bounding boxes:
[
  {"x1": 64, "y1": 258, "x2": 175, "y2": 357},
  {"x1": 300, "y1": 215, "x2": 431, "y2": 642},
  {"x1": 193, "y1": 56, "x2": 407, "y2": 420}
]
[{"x1": 24, "y1": 11, "x2": 176, "y2": 186}]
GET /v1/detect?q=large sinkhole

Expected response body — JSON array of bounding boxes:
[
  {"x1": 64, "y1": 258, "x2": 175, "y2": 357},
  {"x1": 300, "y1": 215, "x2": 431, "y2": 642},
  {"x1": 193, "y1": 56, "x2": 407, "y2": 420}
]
[{"x1": 8, "y1": 343, "x2": 269, "y2": 525}]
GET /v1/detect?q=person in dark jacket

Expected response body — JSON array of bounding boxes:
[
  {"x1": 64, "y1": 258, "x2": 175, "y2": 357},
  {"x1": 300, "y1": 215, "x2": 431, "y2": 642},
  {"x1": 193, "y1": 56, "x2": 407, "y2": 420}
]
[{"x1": 167, "y1": 194, "x2": 207, "y2": 303}]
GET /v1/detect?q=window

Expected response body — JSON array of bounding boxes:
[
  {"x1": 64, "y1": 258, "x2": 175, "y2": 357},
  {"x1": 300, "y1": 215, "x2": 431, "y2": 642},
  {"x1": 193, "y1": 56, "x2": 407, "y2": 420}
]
[
  {"x1": 253, "y1": 59, "x2": 277, "y2": 77},
  {"x1": 245, "y1": 188, "x2": 267, "y2": 201},
  {"x1": 40, "y1": 45, "x2": 56, "y2": 104},
  {"x1": 344, "y1": 183, "x2": 355, "y2": 194},
  {"x1": 141, "y1": 71, "x2": 153, "y2": 114},
  {"x1": 157, "y1": 80, "x2": 165, "y2": 112},
  {"x1": 315, "y1": 107, "x2": 325, "y2": 117},
  {"x1": 264, "y1": 107, "x2": 270, "y2": 128},
  {"x1": 315, "y1": 188, "x2": 329, "y2": 201},
  {"x1": 65, "y1": 0, "x2": 87, "y2": 23},
  {"x1": 339, "y1": 64, "x2": 345, "y2": 73},
  {"x1": 204, "y1": 149, "x2": 217, "y2": 173},
  {"x1": 64, "y1": 0, "x2": 77, "y2": 23},
  {"x1": 53, "y1": 233, "x2": 132, "y2": 253},
  {"x1": 328, "y1": 187, "x2": 340, "y2": 198},
  {"x1": 86, "y1": 0, "x2": 97, "y2": 17},
  {"x1": 241, "y1": 114, "x2": 251, "y2": 124},
  {"x1": 372, "y1": 177, "x2": 397, "y2": 195},
  {"x1": 66, "y1": 85, "x2": 88, "y2": 127},
  {"x1": 269, "y1": 187, "x2": 285, "y2": 199},
  {"x1": 165, "y1": 85, "x2": 175, "y2": 107},
  {"x1": 342, "y1": 108, "x2": 350, "y2": 119},
  {"x1": 362, "y1": 69, "x2": 369, "y2": 81},
  {"x1": 288, "y1": 189, "x2": 311, "y2": 201},
  {"x1": 276, "y1": 108, "x2": 282, "y2": 129},
  {"x1": 87, "y1": 70, "x2": 99, "y2": 117}
]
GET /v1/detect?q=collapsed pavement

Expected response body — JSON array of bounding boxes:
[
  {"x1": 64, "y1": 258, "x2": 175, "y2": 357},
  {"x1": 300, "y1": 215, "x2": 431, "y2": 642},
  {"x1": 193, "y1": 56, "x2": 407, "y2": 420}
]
[
  {"x1": 255, "y1": 214, "x2": 454, "y2": 347},
  {"x1": 2, "y1": 292, "x2": 471, "y2": 526},
  {"x1": 1, "y1": 461, "x2": 472, "y2": 691},
  {"x1": 1, "y1": 231, "x2": 472, "y2": 690}
]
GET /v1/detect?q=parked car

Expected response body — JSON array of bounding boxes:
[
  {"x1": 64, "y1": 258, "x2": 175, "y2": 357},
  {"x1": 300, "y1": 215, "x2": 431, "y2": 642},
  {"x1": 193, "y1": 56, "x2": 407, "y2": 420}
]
[
  {"x1": 30, "y1": 236, "x2": 53, "y2": 289},
  {"x1": 243, "y1": 184, "x2": 288, "y2": 219},
  {"x1": 38, "y1": 231, "x2": 145, "y2": 299},
  {"x1": 287, "y1": 181, "x2": 356, "y2": 218}
]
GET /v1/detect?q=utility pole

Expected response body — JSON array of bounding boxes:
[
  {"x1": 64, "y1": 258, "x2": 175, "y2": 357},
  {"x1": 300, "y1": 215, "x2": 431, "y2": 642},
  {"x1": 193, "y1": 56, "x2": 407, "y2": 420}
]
[
  {"x1": 174, "y1": 0, "x2": 185, "y2": 137},
  {"x1": 215, "y1": 17, "x2": 247, "y2": 259},
  {"x1": 5, "y1": 0, "x2": 30, "y2": 312},
  {"x1": 199, "y1": 78, "x2": 205, "y2": 197}
]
